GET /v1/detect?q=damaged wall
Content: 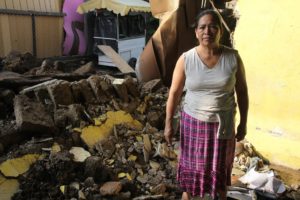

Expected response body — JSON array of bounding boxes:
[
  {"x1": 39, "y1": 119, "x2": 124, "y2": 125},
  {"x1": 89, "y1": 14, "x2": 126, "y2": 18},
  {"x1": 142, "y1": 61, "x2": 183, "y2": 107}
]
[{"x1": 234, "y1": 0, "x2": 300, "y2": 169}]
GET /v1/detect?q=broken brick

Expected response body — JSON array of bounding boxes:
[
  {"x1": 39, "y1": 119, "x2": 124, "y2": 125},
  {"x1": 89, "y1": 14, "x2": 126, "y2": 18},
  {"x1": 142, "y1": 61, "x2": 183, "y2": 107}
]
[
  {"x1": 47, "y1": 80, "x2": 74, "y2": 106},
  {"x1": 87, "y1": 75, "x2": 110, "y2": 103},
  {"x1": 100, "y1": 181, "x2": 122, "y2": 196},
  {"x1": 71, "y1": 80, "x2": 98, "y2": 104},
  {"x1": 14, "y1": 95, "x2": 55, "y2": 134}
]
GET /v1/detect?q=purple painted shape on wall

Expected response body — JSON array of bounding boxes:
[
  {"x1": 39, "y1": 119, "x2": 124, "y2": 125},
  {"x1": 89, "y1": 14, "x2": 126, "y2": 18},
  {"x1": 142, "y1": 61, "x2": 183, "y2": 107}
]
[{"x1": 63, "y1": 0, "x2": 87, "y2": 55}]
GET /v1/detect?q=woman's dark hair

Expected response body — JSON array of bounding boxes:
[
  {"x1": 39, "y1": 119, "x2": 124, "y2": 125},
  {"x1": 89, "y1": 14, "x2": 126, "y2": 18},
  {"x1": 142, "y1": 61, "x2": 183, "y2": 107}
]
[{"x1": 194, "y1": 9, "x2": 223, "y2": 33}]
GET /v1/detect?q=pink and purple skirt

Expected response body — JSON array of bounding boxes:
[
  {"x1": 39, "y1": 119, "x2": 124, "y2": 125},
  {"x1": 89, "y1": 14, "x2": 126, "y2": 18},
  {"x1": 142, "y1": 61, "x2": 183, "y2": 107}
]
[{"x1": 177, "y1": 111, "x2": 235, "y2": 198}]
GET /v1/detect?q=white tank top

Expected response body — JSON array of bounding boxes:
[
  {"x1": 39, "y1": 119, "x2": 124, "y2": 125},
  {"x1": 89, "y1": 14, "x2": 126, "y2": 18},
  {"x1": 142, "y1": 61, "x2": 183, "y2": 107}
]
[{"x1": 183, "y1": 46, "x2": 238, "y2": 122}]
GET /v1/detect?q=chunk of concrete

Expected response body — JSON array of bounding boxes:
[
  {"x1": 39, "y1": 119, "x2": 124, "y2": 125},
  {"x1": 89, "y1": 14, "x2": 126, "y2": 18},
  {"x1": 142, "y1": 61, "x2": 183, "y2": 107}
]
[
  {"x1": 112, "y1": 79, "x2": 129, "y2": 102},
  {"x1": 47, "y1": 80, "x2": 74, "y2": 106},
  {"x1": 124, "y1": 77, "x2": 140, "y2": 97},
  {"x1": 141, "y1": 79, "x2": 163, "y2": 93},
  {"x1": 71, "y1": 80, "x2": 98, "y2": 104},
  {"x1": 100, "y1": 181, "x2": 122, "y2": 196},
  {"x1": 87, "y1": 75, "x2": 110, "y2": 103},
  {"x1": 54, "y1": 104, "x2": 84, "y2": 128},
  {"x1": 74, "y1": 61, "x2": 96, "y2": 74},
  {"x1": 14, "y1": 95, "x2": 55, "y2": 134},
  {"x1": 0, "y1": 89, "x2": 15, "y2": 106}
]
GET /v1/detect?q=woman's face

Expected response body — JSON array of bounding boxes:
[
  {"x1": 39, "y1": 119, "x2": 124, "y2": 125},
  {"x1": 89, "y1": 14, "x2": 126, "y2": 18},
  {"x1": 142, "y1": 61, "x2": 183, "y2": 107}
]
[{"x1": 195, "y1": 14, "x2": 221, "y2": 47}]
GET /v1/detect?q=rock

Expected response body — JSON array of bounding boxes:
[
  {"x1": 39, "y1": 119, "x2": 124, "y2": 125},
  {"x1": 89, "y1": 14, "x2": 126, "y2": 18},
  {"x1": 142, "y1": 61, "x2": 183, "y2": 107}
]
[
  {"x1": 112, "y1": 78, "x2": 129, "y2": 102},
  {"x1": 147, "y1": 111, "x2": 163, "y2": 129},
  {"x1": 74, "y1": 61, "x2": 96, "y2": 74},
  {"x1": 53, "y1": 61, "x2": 66, "y2": 71},
  {"x1": 87, "y1": 75, "x2": 110, "y2": 103},
  {"x1": 84, "y1": 156, "x2": 111, "y2": 183},
  {"x1": 36, "y1": 59, "x2": 62, "y2": 75},
  {"x1": 47, "y1": 80, "x2": 74, "y2": 106},
  {"x1": 69, "y1": 147, "x2": 91, "y2": 162},
  {"x1": 71, "y1": 80, "x2": 98, "y2": 104},
  {"x1": 84, "y1": 177, "x2": 95, "y2": 187},
  {"x1": 141, "y1": 79, "x2": 163, "y2": 94},
  {"x1": 54, "y1": 104, "x2": 84, "y2": 128},
  {"x1": 124, "y1": 77, "x2": 140, "y2": 97},
  {"x1": 150, "y1": 183, "x2": 167, "y2": 195},
  {"x1": 34, "y1": 86, "x2": 52, "y2": 104},
  {"x1": 14, "y1": 95, "x2": 55, "y2": 134},
  {"x1": 100, "y1": 181, "x2": 122, "y2": 196},
  {"x1": 0, "y1": 89, "x2": 15, "y2": 106}
]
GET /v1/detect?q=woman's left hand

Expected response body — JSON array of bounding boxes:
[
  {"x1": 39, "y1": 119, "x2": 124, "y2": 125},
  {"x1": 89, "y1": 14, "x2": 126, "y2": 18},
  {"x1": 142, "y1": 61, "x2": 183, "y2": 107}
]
[{"x1": 236, "y1": 123, "x2": 247, "y2": 142}]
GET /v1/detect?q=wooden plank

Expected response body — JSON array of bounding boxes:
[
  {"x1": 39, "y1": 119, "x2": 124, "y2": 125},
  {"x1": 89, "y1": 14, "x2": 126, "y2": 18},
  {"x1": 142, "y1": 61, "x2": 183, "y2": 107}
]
[
  {"x1": 52, "y1": 0, "x2": 62, "y2": 12},
  {"x1": 44, "y1": 0, "x2": 51, "y2": 12},
  {"x1": 5, "y1": 0, "x2": 14, "y2": 9},
  {"x1": 35, "y1": 16, "x2": 63, "y2": 57},
  {"x1": 26, "y1": 0, "x2": 35, "y2": 10},
  {"x1": 98, "y1": 45, "x2": 135, "y2": 73},
  {"x1": 38, "y1": 0, "x2": 46, "y2": 12},
  {"x1": 0, "y1": 15, "x2": 5, "y2": 56},
  {"x1": 32, "y1": 0, "x2": 41, "y2": 11},
  {"x1": 48, "y1": 0, "x2": 55, "y2": 12},
  {"x1": 20, "y1": 0, "x2": 29, "y2": 10},
  {"x1": 8, "y1": 15, "x2": 33, "y2": 54},
  {"x1": 0, "y1": 15, "x2": 12, "y2": 56},
  {"x1": 0, "y1": 0, "x2": 7, "y2": 9},
  {"x1": 12, "y1": 0, "x2": 21, "y2": 10}
]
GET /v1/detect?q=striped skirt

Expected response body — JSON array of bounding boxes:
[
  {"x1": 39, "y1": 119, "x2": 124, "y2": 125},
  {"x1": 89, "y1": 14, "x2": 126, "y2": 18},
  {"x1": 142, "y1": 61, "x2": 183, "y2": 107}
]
[{"x1": 177, "y1": 111, "x2": 236, "y2": 198}]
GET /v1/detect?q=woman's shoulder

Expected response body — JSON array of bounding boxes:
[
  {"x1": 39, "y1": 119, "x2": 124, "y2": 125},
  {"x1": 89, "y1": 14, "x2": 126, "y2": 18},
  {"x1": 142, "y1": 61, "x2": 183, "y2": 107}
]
[
  {"x1": 183, "y1": 47, "x2": 196, "y2": 56},
  {"x1": 221, "y1": 45, "x2": 239, "y2": 56}
]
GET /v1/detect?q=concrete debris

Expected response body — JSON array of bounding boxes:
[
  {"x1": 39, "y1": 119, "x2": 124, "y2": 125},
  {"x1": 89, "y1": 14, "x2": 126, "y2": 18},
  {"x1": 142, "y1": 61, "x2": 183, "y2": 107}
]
[
  {"x1": 74, "y1": 61, "x2": 96, "y2": 75},
  {"x1": 141, "y1": 79, "x2": 163, "y2": 94},
  {"x1": 47, "y1": 80, "x2": 74, "y2": 106},
  {"x1": 69, "y1": 147, "x2": 91, "y2": 162},
  {"x1": 14, "y1": 95, "x2": 55, "y2": 134},
  {"x1": 35, "y1": 59, "x2": 63, "y2": 75},
  {"x1": 99, "y1": 181, "x2": 122, "y2": 196},
  {"x1": 2, "y1": 51, "x2": 39, "y2": 73},
  {"x1": 112, "y1": 78, "x2": 129, "y2": 102},
  {"x1": 54, "y1": 104, "x2": 84, "y2": 129}
]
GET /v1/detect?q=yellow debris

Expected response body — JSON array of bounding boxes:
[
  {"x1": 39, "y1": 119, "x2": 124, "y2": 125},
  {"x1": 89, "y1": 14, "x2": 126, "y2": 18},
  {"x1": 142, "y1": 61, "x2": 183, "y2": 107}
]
[
  {"x1": 60, "y1": 185, "x2": 65, "y2": 194},
  {"x1": 81, "y1": 111, "x2": 143, "y2": 148},
  {"x1": 128, "y1": 155, "x2": 137, "y2": 161},
  {"x1": 0, "y1": 175, "x2": 19, "y2": 200},
  {"x1": 149, "y1": 160, "x2": 160, "y2": 170},
  {"x1": 51, "y1": 142, "x2": 61, "y2": 154},
  {"x1": 126, "y1": 173, "x2": 132, "y2": 181},
  {"x1": 137, "y1": 96, "x2": 150, "y2": 114},
  {"x1": 94, "y1": 118, "x2": 102, "y2": 126},
  {"x1": 137, "y1": 168, "x2": 144, "y2": 175},
  {"x1": 73, "y1": 128, "x2": 82, "y2": 133},
  {"x1": 0, "y1": 154, "x2": 41, "y2": 177},
  {"x1": 118, "y1": 172, "x2": 127, "y2": 178},
  {"x1": 136, "y1": 136, "x2": 143, "y2": 142},
  {"x1": 118, "y1": 172, "x2": 132, "y2": 181},
  {"x1": 106, "y1": 159, "x2": 115, "y2": 165}
]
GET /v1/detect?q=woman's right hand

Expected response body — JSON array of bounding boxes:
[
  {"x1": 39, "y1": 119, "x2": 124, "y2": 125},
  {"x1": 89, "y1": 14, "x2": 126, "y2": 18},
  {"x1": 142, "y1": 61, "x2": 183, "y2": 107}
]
[{"x1": 164, "y1": 125, "x2": 174, "y2": 145}]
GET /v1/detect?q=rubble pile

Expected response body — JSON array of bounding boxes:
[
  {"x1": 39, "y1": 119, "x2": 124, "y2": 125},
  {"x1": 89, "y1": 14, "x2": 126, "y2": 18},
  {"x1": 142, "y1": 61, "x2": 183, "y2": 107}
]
[{"x1": 0, "y1": 56, "x2": 183, "y2": 199}]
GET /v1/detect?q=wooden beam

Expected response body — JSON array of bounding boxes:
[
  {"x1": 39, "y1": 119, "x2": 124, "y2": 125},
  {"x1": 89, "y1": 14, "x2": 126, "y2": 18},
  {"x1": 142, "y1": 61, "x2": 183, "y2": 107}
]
[{"x1": 98, "y1": 45, "x2": 135, "y2": 74}]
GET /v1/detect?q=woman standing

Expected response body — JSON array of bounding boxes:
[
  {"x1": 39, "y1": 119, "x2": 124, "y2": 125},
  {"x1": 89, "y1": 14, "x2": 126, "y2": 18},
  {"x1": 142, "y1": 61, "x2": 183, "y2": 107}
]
[{"x1": 164, "y1": 10, "x2": 248, "y2": 200}]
